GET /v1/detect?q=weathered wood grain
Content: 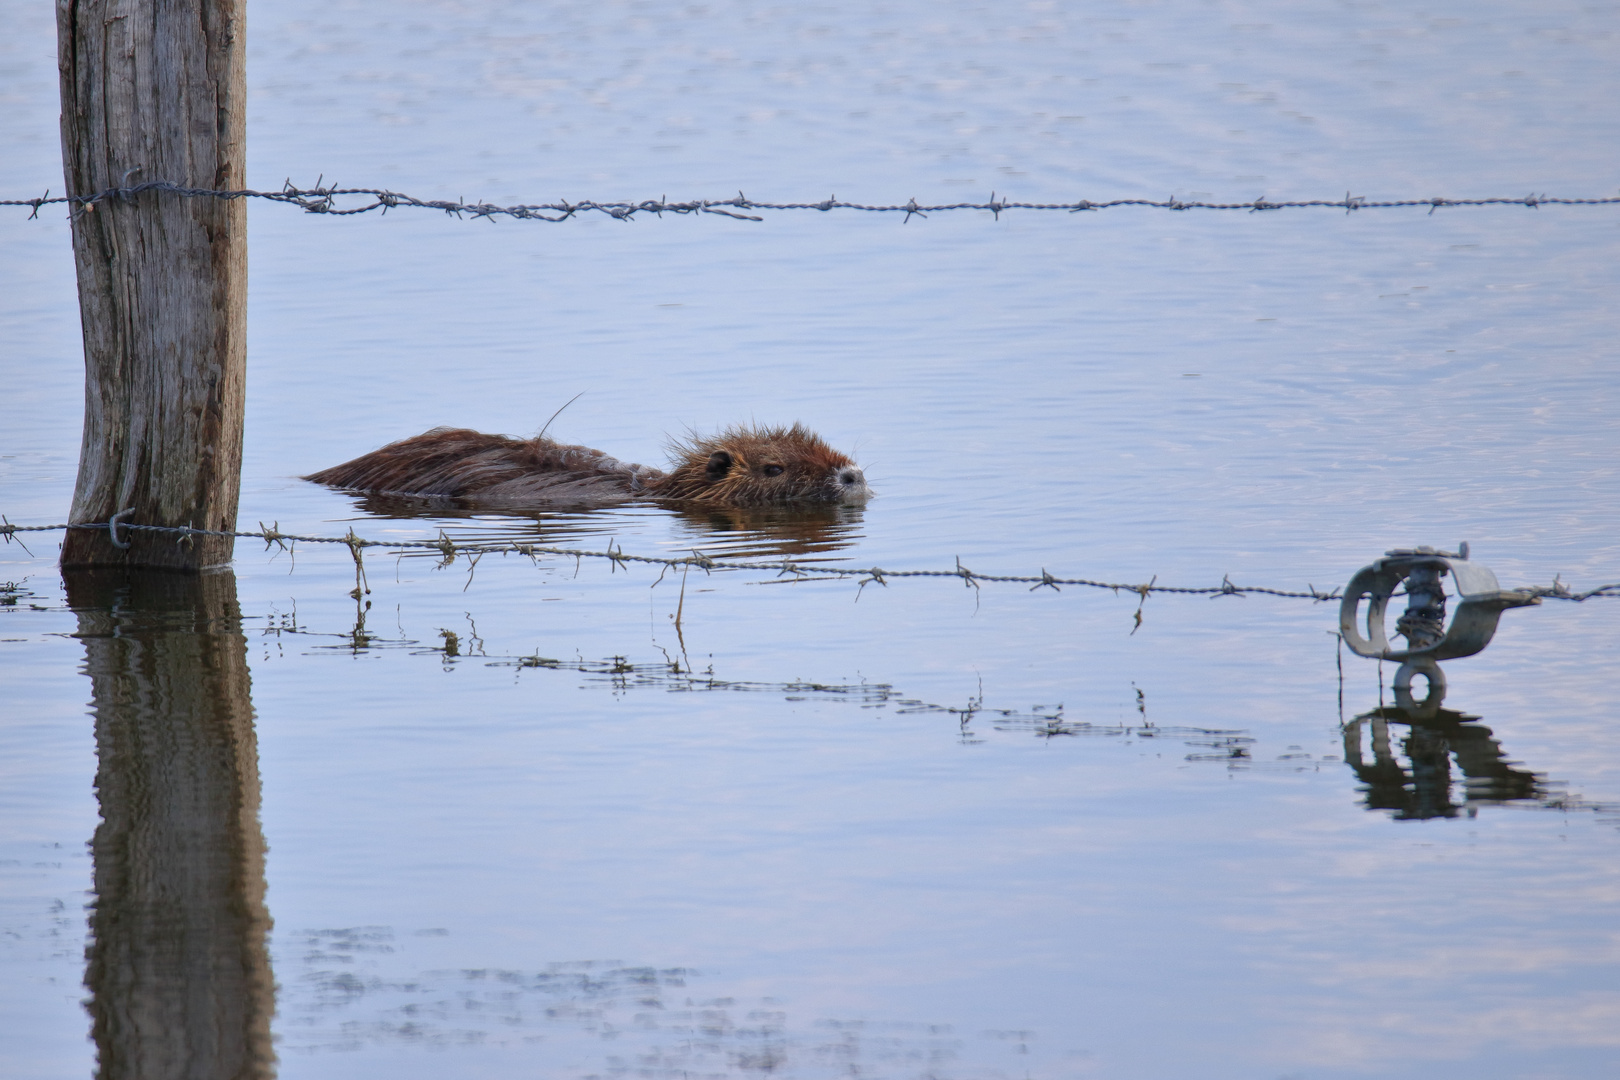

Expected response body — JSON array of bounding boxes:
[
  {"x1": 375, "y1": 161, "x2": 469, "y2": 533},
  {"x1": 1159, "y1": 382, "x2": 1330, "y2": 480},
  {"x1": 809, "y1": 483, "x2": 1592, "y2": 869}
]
[{"x1": 58, "y1": 0, "x2": 248, "y2": 569}]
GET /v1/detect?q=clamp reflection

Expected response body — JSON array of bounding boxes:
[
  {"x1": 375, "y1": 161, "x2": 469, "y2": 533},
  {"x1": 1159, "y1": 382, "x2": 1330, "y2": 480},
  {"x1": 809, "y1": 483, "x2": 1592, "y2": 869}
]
[{"x1": 1343, "y1": 704, "x2": 1550, "y2": 821}]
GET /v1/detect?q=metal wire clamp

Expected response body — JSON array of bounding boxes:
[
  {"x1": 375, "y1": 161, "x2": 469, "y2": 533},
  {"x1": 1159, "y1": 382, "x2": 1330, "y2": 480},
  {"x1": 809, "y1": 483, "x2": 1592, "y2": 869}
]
[{"x1": 1339, "y1": 544, "x2": 1541, "y2": 707}]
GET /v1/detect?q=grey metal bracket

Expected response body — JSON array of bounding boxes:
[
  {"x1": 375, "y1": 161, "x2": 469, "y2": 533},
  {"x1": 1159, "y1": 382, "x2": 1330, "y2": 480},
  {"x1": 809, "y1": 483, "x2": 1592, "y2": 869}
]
[{"x1": 1339, "y1": 544, "x2": 1541, "y2": 703}]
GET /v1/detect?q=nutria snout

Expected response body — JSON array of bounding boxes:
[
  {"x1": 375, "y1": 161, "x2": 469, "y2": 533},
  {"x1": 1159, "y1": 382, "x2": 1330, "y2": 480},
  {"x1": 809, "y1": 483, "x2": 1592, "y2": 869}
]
[{"x1": 304, "y1": 422, "x2": 871, "y2": 509}]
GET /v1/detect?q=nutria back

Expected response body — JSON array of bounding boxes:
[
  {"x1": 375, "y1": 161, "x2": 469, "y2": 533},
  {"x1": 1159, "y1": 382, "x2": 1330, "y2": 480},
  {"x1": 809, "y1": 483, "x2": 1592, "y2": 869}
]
[{"x1": 305, "y1": 423, "x2": 870, "y2": 508}]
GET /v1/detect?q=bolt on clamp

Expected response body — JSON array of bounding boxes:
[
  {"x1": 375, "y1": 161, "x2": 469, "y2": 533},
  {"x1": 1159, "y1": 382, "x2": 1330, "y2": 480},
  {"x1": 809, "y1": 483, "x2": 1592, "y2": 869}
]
[{"x1": 1339, "y1": 544, "x2": 1541, "y2": 708}]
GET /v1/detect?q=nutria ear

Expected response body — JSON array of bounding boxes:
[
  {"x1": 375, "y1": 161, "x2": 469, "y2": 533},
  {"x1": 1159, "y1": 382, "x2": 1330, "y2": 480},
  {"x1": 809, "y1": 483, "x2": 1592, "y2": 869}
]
[{"x1": 705, "y1": 451, "x2": 733, "y2": 480}]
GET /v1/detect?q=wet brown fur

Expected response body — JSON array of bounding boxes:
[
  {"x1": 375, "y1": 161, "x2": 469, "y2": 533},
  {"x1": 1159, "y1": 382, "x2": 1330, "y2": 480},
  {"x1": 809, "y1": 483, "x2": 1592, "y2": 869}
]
[
  {"x1": 656, "y1": 424, "x2": 859, "y2": 506},
  {"x1": 304, "y1": 423, "x2": 865, "y2": 508}
]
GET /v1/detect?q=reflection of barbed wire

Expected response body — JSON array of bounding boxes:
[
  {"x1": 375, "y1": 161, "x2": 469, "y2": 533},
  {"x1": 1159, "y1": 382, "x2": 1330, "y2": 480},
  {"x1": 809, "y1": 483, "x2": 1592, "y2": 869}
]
[
  {"x1": 6, "y1": 517, "x2": 1618, "y2": 602},
  {"x1": 263, "y1": 609, "x2": 1250, "y2": 744},
  {"x1": 6, "y1": 179, "x2": 1620, "y2": 223},
  {"x1": 246, "y1": 612, "x2": 1620, "y2": 825}
]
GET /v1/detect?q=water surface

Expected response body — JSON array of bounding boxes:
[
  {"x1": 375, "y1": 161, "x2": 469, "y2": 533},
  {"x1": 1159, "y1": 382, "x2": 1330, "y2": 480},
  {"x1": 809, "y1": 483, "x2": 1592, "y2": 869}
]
[{"x1": 3, "y1": 2, "x2": 1619, "y2": 1078}]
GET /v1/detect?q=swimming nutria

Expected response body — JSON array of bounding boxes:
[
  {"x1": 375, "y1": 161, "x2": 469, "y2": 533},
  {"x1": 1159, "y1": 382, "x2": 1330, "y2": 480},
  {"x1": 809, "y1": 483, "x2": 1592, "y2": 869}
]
[{"x1": 304, "y1": 423, "x2": 871, "y2": 508}]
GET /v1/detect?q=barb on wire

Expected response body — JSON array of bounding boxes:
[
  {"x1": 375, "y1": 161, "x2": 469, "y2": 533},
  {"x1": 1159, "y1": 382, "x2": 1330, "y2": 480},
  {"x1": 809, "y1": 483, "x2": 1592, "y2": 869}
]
[
  {"x1": 0, "y1": 515, "x2": 34, "y2": 557},
  {"x1": 9, "y1": 516, "x2": 1617, "y2": 603},
  {"x1": 6, "y1": 180, "x2": 1620, "y2": 224}
]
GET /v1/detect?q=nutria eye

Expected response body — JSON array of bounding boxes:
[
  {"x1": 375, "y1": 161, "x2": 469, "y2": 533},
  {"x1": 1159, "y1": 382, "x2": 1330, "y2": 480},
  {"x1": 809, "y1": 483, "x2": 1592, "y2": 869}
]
[{"x1": 763, "y1": 464, "x2": 785, "y2": 477}]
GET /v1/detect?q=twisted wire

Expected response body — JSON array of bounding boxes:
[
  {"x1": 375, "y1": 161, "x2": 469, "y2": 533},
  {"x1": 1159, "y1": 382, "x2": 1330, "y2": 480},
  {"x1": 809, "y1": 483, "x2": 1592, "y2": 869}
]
[
  {"x1": 6, "y1": 180, "x2": 1619, "y2": 223},
  {"x1": 5, "y1": 518, "x2": 1616, "y2": 602}
]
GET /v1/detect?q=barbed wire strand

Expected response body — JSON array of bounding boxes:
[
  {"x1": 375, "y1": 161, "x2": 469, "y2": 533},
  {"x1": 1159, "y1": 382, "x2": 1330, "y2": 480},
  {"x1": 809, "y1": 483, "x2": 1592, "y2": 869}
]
[
  {"x1": 4, "y1": 518, "x2": 1616, "y2": 602},
  {"x1": 6, "y1": 180, "x2": 1620, "y2": 223}
]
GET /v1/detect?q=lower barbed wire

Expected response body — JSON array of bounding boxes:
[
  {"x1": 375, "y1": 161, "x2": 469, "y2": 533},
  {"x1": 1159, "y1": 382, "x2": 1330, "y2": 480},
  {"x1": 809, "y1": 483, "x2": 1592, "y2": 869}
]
[{"x1": 5, "y1": 517, "x2": 1618, "y2": 602}]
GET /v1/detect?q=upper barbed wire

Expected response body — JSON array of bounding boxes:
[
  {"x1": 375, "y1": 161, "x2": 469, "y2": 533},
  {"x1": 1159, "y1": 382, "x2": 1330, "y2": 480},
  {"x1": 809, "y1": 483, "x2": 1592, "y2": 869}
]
[
  {"x1": 5, "y1": 179, "x2": 1620, "y2": 223},
  {"x1": 4, "y1": 517, "x2": 1617, "y2": 603}
]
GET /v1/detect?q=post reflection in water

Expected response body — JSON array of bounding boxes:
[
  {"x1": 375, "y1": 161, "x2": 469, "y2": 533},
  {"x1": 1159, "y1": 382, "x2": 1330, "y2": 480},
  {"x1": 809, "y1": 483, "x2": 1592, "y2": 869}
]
[
  {"x1": 1343, "y1": 702, "x2": 1550, "y2": 821},
  {"x1": 65, "y1": 569, "x2": 276, "y2": 1080}
]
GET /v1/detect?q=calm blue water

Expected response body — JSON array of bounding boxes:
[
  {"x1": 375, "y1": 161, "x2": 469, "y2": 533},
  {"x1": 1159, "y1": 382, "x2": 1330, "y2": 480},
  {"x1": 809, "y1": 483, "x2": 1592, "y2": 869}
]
[{"x1": 3, "y1": 2, "x2": 1619, "y2": 1078}]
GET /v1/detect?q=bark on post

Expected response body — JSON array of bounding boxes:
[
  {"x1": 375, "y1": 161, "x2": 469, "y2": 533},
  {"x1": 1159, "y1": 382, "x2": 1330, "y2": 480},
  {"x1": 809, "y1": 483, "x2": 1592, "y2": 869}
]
[{"x1": 57, "y1": 0, "x2": 248, "y2": 571}]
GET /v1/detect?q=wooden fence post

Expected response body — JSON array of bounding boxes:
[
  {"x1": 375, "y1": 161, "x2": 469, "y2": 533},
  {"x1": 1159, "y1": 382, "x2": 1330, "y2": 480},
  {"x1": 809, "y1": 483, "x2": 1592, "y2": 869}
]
[{"x1": 57, "y1": 0, "x2": 248, "y2": 571}]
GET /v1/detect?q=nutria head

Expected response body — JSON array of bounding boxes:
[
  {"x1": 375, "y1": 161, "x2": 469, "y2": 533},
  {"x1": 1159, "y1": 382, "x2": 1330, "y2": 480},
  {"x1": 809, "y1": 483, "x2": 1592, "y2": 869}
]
[{"x1": 652, "y1": 423, "x2": 870, "y2": 506}]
